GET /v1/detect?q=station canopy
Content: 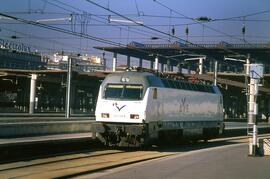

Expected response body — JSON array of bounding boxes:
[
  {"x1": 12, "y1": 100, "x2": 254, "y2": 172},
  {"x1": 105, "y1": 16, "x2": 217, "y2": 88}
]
[{"x1": 95, "y1": 41, "x2": 270, "y2": 66}]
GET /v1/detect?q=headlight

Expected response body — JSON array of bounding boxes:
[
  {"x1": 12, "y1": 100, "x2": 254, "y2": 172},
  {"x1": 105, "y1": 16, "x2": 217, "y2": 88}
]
[
  {"x1": 130, "y1": 114, "x2": 139, "y2": 119},
  {"x1": 101, "y1": 113, "x2": 110, "y2": 118}
]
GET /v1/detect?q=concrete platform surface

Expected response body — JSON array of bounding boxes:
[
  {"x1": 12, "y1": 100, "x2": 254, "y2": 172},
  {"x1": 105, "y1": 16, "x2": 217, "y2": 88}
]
[
  {"x1": 0, "y1": 118, "x2": 94, "y2": 138},
  {"x1": 225, "y1": 122, "x2": 270, "y2": 129},
  {"x1": 0, "y1": 121, "x2": 269, "y2": 146},
  {"x1": 85, "y1": 143, "x2": 270, "y2": 179}
]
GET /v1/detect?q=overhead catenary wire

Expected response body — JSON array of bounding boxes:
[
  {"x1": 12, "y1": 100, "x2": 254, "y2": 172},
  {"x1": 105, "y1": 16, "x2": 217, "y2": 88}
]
[
  {"x1": 0, "y1": 30, "x2": 106, "y2": 54},
  {"x1": 84, "y1": 0, "x2": 248, "y2": 58},
  {"x1": 3, "y1": 1, "x2": 267, "y2": 59},
  {"x1": 42, "y1": 0, "x2": 170, "y2": 42},
  {"x1": 4, "y1": 10, "x2": 270, "y2": 23},
  {"x1": 0, "y1": 26, "x2": 95, "y2": 52},
  {"x1": 0, "y1": 13, "x2": 184, "y2": 64},
  {"x1": 4, "y1": 10, "x2": 270, "y2": 30},
  {"x1": 212, "y1": 9, "x2": 270, "y2": 22},
  {"x1": 0, "y1": 13, "x2": 124, "y2": 46},
  {"x1": 152, "y1": 0, "x2": 260, "y2": 47},
  {"x1": 2, "y1": 33, "x2": 270, "y2": 41},
  {"x1": 84, "y1": 0, "x2": 208, "y2": 47},
  {"x1": 83, "y1": 0, "x2": 266, "y2": 56},
  {"x1": 3, "y1": 20, "x2": 270, "y2": 28}
]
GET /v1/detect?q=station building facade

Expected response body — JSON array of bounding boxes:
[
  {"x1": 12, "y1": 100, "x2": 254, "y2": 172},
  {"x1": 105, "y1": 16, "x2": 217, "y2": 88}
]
[{"x1": 0, "y1": 39, "x2": 46, "y2": 70}]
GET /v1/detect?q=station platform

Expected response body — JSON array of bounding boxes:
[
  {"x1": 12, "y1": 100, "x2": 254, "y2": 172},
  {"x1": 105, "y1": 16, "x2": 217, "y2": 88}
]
[
  {"x1": 0, "y1": 116, "x2": 94, "y2": 138},
  {"x1": 88, "y1": 142, "x2": 270, "y2": 179},
  {"x1": 0, "y1": 132, "x2": 92, "y2": 147},
  {"x1": 0, "y1": 121, "x2": 269, "y2": 147}
]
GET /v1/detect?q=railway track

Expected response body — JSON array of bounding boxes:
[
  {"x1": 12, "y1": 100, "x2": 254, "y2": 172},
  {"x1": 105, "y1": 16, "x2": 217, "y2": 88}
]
[
  {"x1": 0, "y1": 135, "x2": 264, "y2": 179},
  {"x1": 0, "y1": 137, "x2": 101, "y2": 165},
  {"x1": 0, "y1": 149, "x2": 174, "y2": 178}
]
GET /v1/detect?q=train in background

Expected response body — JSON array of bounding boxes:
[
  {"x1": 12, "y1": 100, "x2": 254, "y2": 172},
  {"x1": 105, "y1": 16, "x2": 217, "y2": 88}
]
[{"x1": 92, "y1": 70, "x2": 224, "y2": 146}]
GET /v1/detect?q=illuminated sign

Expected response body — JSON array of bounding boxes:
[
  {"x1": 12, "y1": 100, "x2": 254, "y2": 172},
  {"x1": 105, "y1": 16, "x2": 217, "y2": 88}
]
[{"x1": 0, "y1": 38, "x2": 31, "y2": 53}]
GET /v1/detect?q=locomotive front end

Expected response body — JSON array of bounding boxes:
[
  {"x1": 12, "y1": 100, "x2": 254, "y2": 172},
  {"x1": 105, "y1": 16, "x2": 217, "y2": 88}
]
[{"x1": 93, "y1": 72, "x2": 151, "y2": 146}]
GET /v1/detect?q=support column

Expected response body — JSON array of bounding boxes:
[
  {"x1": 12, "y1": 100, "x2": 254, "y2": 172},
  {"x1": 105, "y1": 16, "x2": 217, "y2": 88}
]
[
  {"x1": 187, "y1": 66, "x2": 191, "y2": 74},
  {"x1": 214, "y1": 61, "x2": 218, "y2": 86},
  {"x1": 248, "y1": 78, "x2": 259, "y2": 156},
  {"x1": 246, "y1": 56, "x2": 250, "y2": 76},
  {"x1": 161, "y1": 63, "x2": 164, "y2": 72},
  {"x1": 199, "y1": 57, "x2": 203, "y2": 74},
  {"x1": 150, "y1": 59, "x2": 154, "y2": 69},
  {"x1": 167, "y1": 59, "x2": 171, "y2": 72},
  {"x1": 154, "y1": 56, "x2": 159, "y2": 71},
  {"x1": 177, "y1": 62, "x2": 182, "y2": 73},
  {"x1": 65, "y1": 58, "x2": 72, "y2": 118},
  {"x1": 127, "y1": 56, "x2": 131, "y2": 68},
  {"x1": 268, "y1": 98, "x2": 270, "y2": 123},
  {"x1": 209, "y1": 59, "x2": 213, "y2": 72},
  {"x1": 102, "y1": 52, "x2": 106, "y2": 71},
  {"x1": 218, "y1": 63, "x2": 223, "y2": 73},
  {"x1": 29, "y1": 74, "x2": 37, "y2": 114},
  {"x1": 112, "y1": 52, "x2": 117, "y2": 72},
  {"x1": 139, "y1": 58, "x2": 143, "y2": 68}
]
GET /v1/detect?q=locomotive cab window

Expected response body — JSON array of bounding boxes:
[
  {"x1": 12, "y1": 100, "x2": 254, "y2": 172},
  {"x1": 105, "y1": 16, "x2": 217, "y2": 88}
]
[{"x1": 104, "y1": 84, "x2": 143, "y2": 100}]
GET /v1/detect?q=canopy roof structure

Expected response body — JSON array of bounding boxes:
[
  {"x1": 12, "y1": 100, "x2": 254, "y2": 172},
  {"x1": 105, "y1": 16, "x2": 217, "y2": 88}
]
[{"x1": 95, "y1": 42, "x2": 270, "y2": 68}]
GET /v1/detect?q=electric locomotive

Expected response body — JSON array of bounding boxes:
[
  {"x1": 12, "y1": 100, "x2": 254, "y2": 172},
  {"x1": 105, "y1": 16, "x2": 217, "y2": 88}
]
[{"x1": 92, "y1": 71, "x2": 224, "y2": 146}]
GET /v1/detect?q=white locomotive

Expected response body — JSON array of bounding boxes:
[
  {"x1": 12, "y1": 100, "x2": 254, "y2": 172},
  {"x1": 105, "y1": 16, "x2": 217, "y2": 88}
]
[{"x1": 93, "y1": 71, "x2": 224, "y2": 146}]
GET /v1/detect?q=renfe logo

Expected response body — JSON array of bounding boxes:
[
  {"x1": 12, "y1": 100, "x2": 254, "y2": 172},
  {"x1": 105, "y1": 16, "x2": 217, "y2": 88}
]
[
  {"x1": 179, "y1": 97, "x2": 189, "y2": 113},
  {"x1": 113, "y1": 102, "x2": 126, "y2": 112}
]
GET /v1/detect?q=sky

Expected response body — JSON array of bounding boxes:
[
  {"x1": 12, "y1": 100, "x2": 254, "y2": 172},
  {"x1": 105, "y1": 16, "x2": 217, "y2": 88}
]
[{"x1": 0, "y1": 0, "x2": 270, "y2": 67}]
